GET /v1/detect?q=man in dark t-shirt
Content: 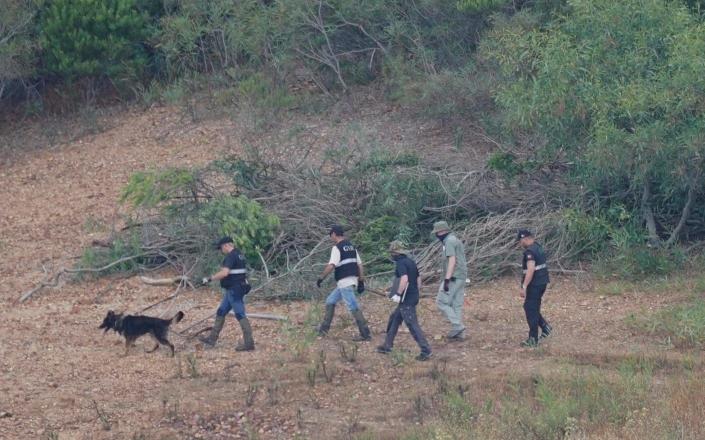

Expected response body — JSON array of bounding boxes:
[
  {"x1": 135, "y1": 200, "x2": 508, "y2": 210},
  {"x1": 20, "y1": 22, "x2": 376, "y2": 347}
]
[
  {"x1": 517, "y1": 229, "x2": 553, "y2": 348},
  {"x1": 376, "y1": 240, "x2": 431, "y2": 361},
  {"x1": 200, "y1": 236, "x2": 255, "y2": 351}
]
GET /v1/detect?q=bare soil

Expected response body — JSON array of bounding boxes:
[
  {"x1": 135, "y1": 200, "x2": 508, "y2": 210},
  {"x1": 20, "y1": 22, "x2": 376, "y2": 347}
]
[{"x1": 0, "y1": 105, "x2": 695, "y2": 440}]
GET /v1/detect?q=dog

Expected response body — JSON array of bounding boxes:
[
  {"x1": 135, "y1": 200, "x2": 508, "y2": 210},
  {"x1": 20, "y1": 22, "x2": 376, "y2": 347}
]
[{"x1": 99, "y1": 310, "x2": 184, "y2": 356}]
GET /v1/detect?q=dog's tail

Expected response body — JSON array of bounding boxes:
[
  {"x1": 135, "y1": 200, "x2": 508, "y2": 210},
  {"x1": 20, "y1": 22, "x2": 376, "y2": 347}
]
[{"x1": 171, "y1": 311, "x2": 185, "y2": 324}]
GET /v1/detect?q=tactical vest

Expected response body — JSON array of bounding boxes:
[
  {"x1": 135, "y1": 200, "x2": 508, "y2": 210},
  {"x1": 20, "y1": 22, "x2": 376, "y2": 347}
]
[
  {"x1": 221, "y1": 249, "x2": 247, "y2": 288},
  {"x1": 522, "y1": 243, "x2": 549, "y2": 286},
  {"x1": 334, "y1": 240, "x2": 359, "y2": 281}
]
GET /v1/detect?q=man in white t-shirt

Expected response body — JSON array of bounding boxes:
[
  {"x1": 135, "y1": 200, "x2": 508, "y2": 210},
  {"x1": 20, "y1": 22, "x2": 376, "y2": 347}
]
[{"x1": 315, "y1": 225, "x2": 371, "y2": 341}]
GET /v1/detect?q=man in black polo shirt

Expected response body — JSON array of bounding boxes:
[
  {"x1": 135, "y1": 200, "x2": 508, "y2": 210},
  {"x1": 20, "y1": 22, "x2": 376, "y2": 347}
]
[
  {"x1": 200, "y1": 236, "x2": 255, "y2": 351},
  {"x1": 376, "y1": 240, "x2": 431, "y2": 361},
  {"x1": 517, "y1": 229, "x2": 553, "y2": 348}
]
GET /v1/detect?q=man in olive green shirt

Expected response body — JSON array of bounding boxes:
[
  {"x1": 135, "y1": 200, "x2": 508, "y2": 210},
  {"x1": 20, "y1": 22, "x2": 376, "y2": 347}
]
[{"x1": 432, "y1": 221, "x2": 468, "y2": 341}]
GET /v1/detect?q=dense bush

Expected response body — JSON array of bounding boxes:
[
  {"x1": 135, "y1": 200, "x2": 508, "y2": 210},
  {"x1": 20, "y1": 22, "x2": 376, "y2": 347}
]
[
  {"x1": 0, "y1": 0, "x2": 37, "y2": 102},
  {"x1": 39, "y1": 0, "x2": 150, "y2": 82},
  {"x1": 481, "y1": 0, "x2": 705, "y2": 246}
]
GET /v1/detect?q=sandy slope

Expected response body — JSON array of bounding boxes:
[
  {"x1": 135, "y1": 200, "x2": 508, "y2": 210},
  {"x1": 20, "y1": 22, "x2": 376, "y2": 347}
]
[{"x1": 0, "y1": 105, "x2": 688, "y2": 440}]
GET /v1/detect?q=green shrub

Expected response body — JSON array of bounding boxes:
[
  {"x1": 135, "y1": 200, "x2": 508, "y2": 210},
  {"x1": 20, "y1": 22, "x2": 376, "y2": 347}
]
[
  {"x1": 603, "y1": 245, "x2": 685, "y2": 280},
  {"x1": 0, "y1": 0, "x2": 37, "y2": 102},
  {"x1": 481, "y1": 0, "x2": 705, "y2": 245},
  {"x1": 40, "y1": 0, "x2": 150, "y2": 81},
  {"x1": 198, "y1": 195, "x2": 280, "y2": 263},
  {"x1": 120, "y1": 168, "x2": 198, "y2": 208},
  {"x1": 354, "y1": 216, "x2": 413, "y2": 272}
]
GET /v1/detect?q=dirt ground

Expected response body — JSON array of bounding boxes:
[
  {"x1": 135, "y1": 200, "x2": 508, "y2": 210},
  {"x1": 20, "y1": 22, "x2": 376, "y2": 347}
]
[{"x1": 0, "y1": 106, "x2": 694, "y2": 440}]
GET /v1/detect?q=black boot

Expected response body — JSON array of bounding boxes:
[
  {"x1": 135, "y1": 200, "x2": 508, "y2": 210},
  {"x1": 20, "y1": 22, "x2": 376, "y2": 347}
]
[
  {"x1": 520, "y1": 337, "x2": 539, "y2": 348},
  {"x1": 540, "y1": 323, "x2": 553, "y2": 339},
  {"x1": 199, "y1": 315, "x2": 225, "y2": 347},
  {"x1": 235, "y1": 317, "x2": 255, "y2": 351},
  {"x1": 351, "y1": 309, "x2": 371, "y2": 341},
  {"x1": 317, "y1": 304, "x2": 335, "y2": 336}
]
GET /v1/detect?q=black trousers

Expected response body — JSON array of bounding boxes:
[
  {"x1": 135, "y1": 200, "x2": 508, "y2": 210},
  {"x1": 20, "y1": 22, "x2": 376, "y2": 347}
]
[
  {"x1": 523, "y1": 284, "x2": 549, "y2": 340},
  {"x1": 383, "y1": 304, "x2": 431, "y2": 355}
]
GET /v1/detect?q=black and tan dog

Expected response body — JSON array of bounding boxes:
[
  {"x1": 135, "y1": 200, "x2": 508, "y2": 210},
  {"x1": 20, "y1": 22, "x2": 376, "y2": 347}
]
[{"x1": 99, "y1": 310, "x2": 184, "y2": 356}]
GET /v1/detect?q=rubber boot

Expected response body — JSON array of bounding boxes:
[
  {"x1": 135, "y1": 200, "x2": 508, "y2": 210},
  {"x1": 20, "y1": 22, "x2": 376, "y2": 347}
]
[
  {"x1": 317, "y1": 304, "x2": 335, "y2": 336},
  {"x1": 199, "y1": 315, "x2": 225, "y2": 347},
  {"x1": 235, "y1": 317, "x2": 255, "y2": 351},
  {"x1": 540, "y1": 323, "x2": 553, "y2": 339},
  {"x1": 351, "y1": 309, "x2": 371, "y2": 341}
]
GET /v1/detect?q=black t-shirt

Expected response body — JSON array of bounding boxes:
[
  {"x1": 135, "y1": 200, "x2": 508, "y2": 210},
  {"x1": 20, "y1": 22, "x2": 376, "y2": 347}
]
[
  {"x1": 221, "y1": 249, "x2": 247, "y2": 288},
  {"x1": 522, "y1": 243, "x2": 549, "y2": 286},
  {"x1": 394, "y1": 255, "x2": 420, "y2": 306}
]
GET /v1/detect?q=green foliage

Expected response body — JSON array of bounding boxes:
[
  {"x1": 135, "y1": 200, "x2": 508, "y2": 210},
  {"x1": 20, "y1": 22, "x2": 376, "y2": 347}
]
[
  {"x1": 481, "y1": 0, "x2": 705, "y2": 242},
  {"x1": 39, "y1": 0, "x2": 149, "y2": 81},
  {"x1": 198, "y1": 195, "x2": 280, "y2": 262},
  {"x1": 602, "y1": 245, "x2": 685, "y2": 280},
  {"x1": 354, "y1": 216, "x2": 413, "y2": 272},
  {"x1": 0, "y1": 0, "x2": 37, "y2": 101},
  {"x1": 487, "y1": 151, "x2": 523, "y2": 178},
  {"x1": 457, "y1": 0, "x2": 507, "y2": 13},
  {"x1": 630, "y1": 298, "x2": 705, "y2": 348},
  {"x1": 558, "y1": 208, "x2": 611, "y2": 258},
  {"x1": 120, "y1": 169, "x2": 198, "y2": 208}
]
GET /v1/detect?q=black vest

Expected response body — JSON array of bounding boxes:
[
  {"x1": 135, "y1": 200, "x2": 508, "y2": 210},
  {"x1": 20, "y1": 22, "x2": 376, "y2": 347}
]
[
  {"x1": 522, "y1": 243, "x2": 549, "y2": 286},
  {"x1": 221, "y1": 249, "x2": 248, "y2": 288},
  {"x1": 334, "y1": 240, "x2": 359, "y2": 281}
]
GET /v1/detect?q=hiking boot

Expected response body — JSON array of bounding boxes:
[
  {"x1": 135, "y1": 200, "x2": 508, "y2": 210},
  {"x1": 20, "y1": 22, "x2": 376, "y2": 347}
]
[
  {"x1": 351, "y1": 309, "x2": 371, "y2": 341},
  {"x1": 447, "y1": 329, "x2": 466, "y2": 342},
  {"x1": 235, "y1": 317, "x2": 255, "y2": 351},
  {"x1": 540, "y1": 323, "x2": 553, "y2": 339},
  {"x1": 520, "y1": 337, "x2": 539, "y2": 348},
  {"x1": 376, "y1": 345, "x2": 392, "y2": 354},
  {"x1": 317, "y1": 304, "x2": 335, "y2": 336},
  {"x1": 199, "y1": 315, "x2": 225, "y2": 347},
  {"x1": 415, "y1": 352, "x2": 432, "y2": 361}
]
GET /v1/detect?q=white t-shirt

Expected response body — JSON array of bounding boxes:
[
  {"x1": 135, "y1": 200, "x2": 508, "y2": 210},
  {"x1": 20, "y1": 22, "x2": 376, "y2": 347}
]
[{"x1": 328, "y1": 246, "x2": 362, "y2": 289}]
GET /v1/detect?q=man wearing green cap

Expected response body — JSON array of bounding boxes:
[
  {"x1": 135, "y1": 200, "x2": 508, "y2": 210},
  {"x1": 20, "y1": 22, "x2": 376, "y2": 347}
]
[
  {"x1": 376, "y1": 240, "x2": 431, "y2": 361},
  {"x1": 431, "y1": 221, "x2": 467, "y2": 341}
]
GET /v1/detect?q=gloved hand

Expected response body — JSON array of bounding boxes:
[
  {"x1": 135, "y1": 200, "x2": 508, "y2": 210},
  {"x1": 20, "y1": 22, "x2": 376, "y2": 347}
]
[
  {"x1": 202, "y1": 277, "x2": 211, "y2": 285},
  {"x1": 357, "y1": 280, "x2": 365, "y2": 294},
  {"x1": 443, "y1": 278, "x2": 450, "y2": 292},
  {"x1": 391, "y1": 294, "x2": 401, "y2": 303},
  {"x1": 316, "y1": 278, "x2": 323, "y2": 288}
]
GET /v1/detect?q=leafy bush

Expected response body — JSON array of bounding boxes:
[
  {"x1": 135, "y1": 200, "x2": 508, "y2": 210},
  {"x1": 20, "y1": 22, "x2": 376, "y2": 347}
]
[
  {"x1": 198, "y1": 196, "x2": 280, "y2": 262},
  {"x1": 0, "y1": 0, "x2": 37, "y2": 102},
  {"x1": 120, "y1": 169, "x2": 199, "y2": 208},
  {"x1": 481, "y1": 0, "x2": 705, "y2": 245},
  {"x1": 603, "y1": 245, "x2": 686, "y2": 280},
  {"x1": 39, "y1": 0, "x2": 149, "y2": 81}
]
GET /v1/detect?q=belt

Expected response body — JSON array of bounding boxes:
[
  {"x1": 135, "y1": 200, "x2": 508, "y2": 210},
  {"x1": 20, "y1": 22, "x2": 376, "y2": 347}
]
[
  {"x1": 229, "y1": 269, "x2": 247, "y2": 274},
  {"x1": 336, "y1": 258, "x2": 358, "y2": 267},
  {"x1": 522, "y1": 264, "x2": 547, "y2": 274}
]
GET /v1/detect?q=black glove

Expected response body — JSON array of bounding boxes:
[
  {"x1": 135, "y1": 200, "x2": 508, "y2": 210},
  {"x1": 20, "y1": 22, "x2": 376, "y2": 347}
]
[
  {"x1": 443, "y1": 278, "x2": 450, "y2": 292},
  {"x1": 357, "y1": 280, "x2": 365, "y2": 294},
  {"x1": 316, "y1": 278, "x2": 323, "y2": 288}
]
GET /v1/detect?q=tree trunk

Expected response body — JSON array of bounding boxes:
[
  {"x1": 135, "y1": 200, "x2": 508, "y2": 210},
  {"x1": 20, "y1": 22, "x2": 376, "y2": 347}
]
[
  {"x1": 666, "y1": 182, "x2": 697, "y2": 246},
  {"x1": 641, "y1": 179, "x2": 660, "y2": 245}
]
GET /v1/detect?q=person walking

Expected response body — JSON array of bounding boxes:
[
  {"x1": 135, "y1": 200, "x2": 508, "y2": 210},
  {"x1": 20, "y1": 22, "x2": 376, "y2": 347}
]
[
  {"x1": 517, "y1": 229, "x2": 553, "y2": 347},
  {"x1": 200, "y1": 236, "x2": 255, "y2": 351},
  {"x1": 316, "y1": 225, "x2": 371, "y2": 341},
  {"x1": 376, "y1": 240, "x2": 431, "y2": 361},
  {"x1": 431, "y1": 221, "x2": 468, "y2": 341}
]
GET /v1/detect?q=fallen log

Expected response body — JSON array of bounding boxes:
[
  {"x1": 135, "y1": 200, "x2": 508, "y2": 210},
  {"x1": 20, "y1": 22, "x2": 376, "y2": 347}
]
[{"x1": 139, "y1": 275, "x2": 193, "y2": 288}]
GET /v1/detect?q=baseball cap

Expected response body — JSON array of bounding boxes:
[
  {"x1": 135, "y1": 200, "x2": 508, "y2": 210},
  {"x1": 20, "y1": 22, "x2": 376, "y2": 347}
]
[
  {"x1": 329, "y1": 225, "x2": 345, "y2": 236},
  {"x1": 214, "y1": 236, "x2": 234, "y2": 249},
  {"x1": 517, "y1": 229, "x2": 533, "y2": 241}
]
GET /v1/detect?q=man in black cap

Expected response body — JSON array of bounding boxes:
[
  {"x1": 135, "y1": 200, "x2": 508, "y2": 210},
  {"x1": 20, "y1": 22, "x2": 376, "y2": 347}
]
[
  {"x1": 517, "y1": 229, "x2": 553, "y2": 347},
  {"x1": 200, "y1": 236, "x2": 255, "y2": 351},
  {"x1": 315, "y1": 225, "x2": 371, "y2": 341},
  {"x1": 376, "y1": 240, "x2": 431, "y2": 361}
]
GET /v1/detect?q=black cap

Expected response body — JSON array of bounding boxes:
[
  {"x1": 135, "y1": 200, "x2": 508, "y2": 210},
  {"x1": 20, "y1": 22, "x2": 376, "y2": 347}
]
[
  {"x1": 517, "y1": 229, "x2": 532, "y2": 241},
  {"x1": 329, "y1": 225, "x2": 345, "y2": 236},
  {"x1": 214, "y1": 236, "x2": 234, "y2": 249}
]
